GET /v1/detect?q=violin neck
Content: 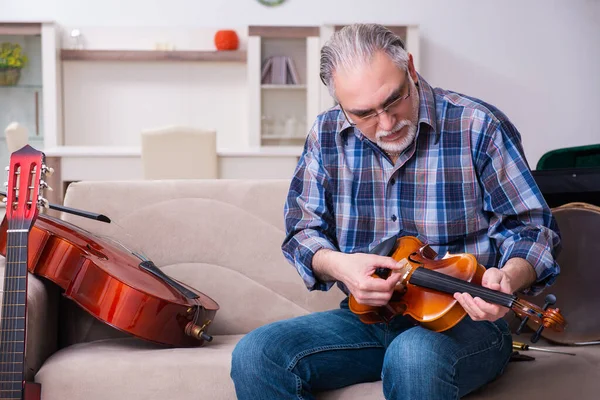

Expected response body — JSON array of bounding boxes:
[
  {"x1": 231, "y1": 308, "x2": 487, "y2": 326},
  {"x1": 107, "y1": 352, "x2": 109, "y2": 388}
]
[{"x1": 409, "y1": 267, "x2": 517, "y2": 308}]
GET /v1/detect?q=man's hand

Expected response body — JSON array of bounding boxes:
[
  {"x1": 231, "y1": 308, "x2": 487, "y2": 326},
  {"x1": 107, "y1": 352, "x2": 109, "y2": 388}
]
[
  {"x1": 313, "y1": 249, "x2": 407, "y2": 306},
  {"x1": 342, "y1": 254, "x2": 409, "y2": 306},
  {"x1": 453, "y1": 267, "x2": 512, "y2": 322}
]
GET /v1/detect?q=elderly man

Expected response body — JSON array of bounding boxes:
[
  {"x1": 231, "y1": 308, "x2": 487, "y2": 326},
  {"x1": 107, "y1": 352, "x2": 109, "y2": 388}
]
[{"x1": 231, "y1": 23, "x2": 560, "y2": 399}]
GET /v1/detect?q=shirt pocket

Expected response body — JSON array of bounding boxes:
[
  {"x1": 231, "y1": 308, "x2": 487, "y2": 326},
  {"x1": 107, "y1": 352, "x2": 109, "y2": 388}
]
[{"x1": 419, "y1": 180, "x2": 483, "y2": 245}]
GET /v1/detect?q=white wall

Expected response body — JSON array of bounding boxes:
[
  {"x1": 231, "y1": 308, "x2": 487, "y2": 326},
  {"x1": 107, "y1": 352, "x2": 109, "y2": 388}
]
[{"x1": 3, "y1": 0, "x2": 599, "y2": 166}]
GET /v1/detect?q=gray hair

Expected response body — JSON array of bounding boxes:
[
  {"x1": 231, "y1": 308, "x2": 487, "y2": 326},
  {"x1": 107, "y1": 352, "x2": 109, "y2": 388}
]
[{"x1": 319, "y1": 24, "x2": 409, "y2": 101}]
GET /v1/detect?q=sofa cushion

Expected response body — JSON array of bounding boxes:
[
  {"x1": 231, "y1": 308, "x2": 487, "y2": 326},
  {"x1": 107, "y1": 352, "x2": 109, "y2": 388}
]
[
  {"x1": 0, "y1": 259, "x2": 58, "y2": 380},
  {"x1": 34, "y1": 335, "x2": 600, "y2": 400},
  {"x1": 58, "y1": 182, "x2": 345, "y2": 346},
  {"x1": 36, "y1": 336, "x2": 241, "y2": 400}
]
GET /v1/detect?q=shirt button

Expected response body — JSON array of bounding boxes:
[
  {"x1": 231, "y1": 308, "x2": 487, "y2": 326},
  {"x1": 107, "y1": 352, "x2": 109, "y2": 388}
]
[
  {"x1": 391, "y1": 215, "x2": 397, "y2": 222},
  {"x1": 390, "y1": 178, "x2": 396, "y2": 185}
]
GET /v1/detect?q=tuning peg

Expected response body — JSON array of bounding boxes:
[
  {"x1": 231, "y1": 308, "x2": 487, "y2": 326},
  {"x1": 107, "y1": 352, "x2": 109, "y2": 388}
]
[
  {"x1": 529, "y1": 294, "x2": 558, "y2": 343},
  {"x1": 38, "y1": 197, "x2": 49, "y2": 209},
  {"x1": 40, "y1": 180, "x2": 53, "y2": 191},
  {"x1": 5, "y1": 166, "x2": 9, "y2": 172},
  {"x1": 2, "y1": 197, "x2": 7, "y2": 204},
  {"x1": 41, "y1": 165, "x2": 54, "y2": 176}
]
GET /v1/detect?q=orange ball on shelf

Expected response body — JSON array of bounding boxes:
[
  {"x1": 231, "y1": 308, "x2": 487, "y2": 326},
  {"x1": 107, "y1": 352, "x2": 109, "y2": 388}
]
[{"x1": 214, "y1": 30, "x2": 239, "y2": 51}]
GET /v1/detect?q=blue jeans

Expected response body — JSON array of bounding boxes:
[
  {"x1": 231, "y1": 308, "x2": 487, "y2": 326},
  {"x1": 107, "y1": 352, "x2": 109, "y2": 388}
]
[{"x1": 230, "y1": 298, "x2": 513, "y2": 400}]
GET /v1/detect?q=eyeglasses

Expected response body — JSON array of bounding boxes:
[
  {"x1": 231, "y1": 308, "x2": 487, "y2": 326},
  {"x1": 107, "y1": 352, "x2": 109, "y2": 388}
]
[{"x1": 341, "y1": 74, "x2": 412, "y2": 129}]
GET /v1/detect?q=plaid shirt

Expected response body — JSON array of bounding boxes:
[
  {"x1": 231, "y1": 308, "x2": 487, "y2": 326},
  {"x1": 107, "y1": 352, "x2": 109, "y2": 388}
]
[{"x1": 282, "y1": 75, "x2": 561, "y2": 296}]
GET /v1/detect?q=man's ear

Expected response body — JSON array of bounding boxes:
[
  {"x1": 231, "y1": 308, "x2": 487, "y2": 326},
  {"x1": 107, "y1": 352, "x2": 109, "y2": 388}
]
[{"x1": 407, "y1": 53, "x2": 418, "y2": 84}]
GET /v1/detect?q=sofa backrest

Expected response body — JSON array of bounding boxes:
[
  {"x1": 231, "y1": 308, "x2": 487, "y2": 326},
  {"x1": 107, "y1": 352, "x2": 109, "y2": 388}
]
[{"x1": 58, "y1": 179, "x2": 345, "y2": 346}]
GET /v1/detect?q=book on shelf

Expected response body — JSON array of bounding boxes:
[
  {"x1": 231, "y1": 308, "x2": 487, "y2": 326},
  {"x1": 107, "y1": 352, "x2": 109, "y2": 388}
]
[{"x1": 261, "y1": 56, "x2": 300, "y2": 85}]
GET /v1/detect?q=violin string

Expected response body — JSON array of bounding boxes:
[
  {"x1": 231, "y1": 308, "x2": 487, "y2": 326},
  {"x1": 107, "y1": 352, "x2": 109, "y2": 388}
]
[
  {"x1": 414, "y1": 270, "x2": 558, "y2": 328},
  {"x1": 413, "y1": 268, "x2": 514, "y2": 306}
]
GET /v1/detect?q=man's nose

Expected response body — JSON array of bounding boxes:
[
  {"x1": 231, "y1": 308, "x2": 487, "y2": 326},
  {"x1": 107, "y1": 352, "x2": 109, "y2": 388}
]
[{"x1": 378, "y1": 111, "x2": 396, "y2": 131}]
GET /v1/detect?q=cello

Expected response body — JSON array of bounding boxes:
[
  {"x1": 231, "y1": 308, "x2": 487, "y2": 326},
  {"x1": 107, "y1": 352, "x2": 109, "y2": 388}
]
[
  {"x1": 349, "y1": 235, "x2": 567, "y2": 343},
  {"x1": 0, "y1": 157, "x2": 219, "y2": 349}
]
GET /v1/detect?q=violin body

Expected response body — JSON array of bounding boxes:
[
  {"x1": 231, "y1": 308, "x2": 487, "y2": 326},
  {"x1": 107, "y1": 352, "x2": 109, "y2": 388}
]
[
  {"x1": 349, "y1": 236, "x2": 484, "y2": 331},
  {"x1": 0, "y1": 213, "x2": 219, "y2": 348},
  {"x1": 349, "y1": 236, "x2": 566, "y2": 340}
]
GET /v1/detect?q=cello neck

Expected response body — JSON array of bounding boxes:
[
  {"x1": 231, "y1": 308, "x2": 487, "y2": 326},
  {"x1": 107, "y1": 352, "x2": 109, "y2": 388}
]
[{"x1": 408, "y1": 266, "x2": 517, "y2": 308}]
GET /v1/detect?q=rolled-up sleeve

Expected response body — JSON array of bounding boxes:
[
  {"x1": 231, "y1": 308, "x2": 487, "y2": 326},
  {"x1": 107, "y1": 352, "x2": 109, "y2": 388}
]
[
  {"x1": 477, "y1": 120, "x2": 561, "y2": 296},
  {"x1": 282, "y1": 127, "x2": 339, "y2": 291}
]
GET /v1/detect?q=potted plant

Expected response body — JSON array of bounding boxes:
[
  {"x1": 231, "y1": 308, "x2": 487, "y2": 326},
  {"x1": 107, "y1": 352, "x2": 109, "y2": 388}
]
[{"x1": 0, "y1": 42, "x2": 28, "y2": 86}]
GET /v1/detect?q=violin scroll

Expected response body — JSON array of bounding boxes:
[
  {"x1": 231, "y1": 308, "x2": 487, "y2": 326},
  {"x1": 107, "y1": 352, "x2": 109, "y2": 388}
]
[{"x1": 513, "y1": 294, "x2": 566, "y2": 343}]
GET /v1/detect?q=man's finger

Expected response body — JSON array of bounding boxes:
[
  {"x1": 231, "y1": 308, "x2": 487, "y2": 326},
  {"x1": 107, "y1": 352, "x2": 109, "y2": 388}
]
[
  {"x1": 482, "y1": 267, "x2": 502, "y2": 287},
  {"x1": 474, "y1": 297, "x2": 500, "y2": 316},
  {"x1": 365, "y1": 272, "x2": 402, "y2": 292},
  {"x1": 388, "y1": 258, "x2": 410, "y2": 271},
  {"x1": 456, "y1": 293, "x2": 484, "y2": 320}
]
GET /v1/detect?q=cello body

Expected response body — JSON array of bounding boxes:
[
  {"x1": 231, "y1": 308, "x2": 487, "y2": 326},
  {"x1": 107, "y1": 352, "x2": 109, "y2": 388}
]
[{"x1": 0, "y1": 213, "x2": 218, "y2": 348}]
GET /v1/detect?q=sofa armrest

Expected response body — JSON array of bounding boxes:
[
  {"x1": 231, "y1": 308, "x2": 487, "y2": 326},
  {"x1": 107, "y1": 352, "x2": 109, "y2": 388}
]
[{"x1": 0, "y1": 256, "x2": 59, "y2": 381}]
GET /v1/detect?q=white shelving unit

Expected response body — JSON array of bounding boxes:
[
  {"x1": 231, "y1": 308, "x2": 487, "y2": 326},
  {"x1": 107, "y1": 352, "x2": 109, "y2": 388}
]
[
  {"x1": 247, "y1": 26, "x2": 322, "y2": 151},
  {"x1": 0, "y1": 22, "x2": 62, "y2": 169}
]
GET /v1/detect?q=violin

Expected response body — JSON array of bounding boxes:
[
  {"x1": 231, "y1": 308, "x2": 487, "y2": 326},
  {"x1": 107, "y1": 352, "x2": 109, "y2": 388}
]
[
  {"x1": 348, "y1": 236, "x2": 567, "y2": 343},
  {"x1": 0, "y1": 197, "x2": 219, "y2": 349}
]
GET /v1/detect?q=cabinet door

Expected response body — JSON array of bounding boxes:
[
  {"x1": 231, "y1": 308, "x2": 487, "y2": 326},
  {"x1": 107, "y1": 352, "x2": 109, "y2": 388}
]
[
  {"x1": 0, "y1": 32, "x2": 44, "y2": 170},
  {"x1": 0, "y1": 86, "x2": 44, "y2": 168}
]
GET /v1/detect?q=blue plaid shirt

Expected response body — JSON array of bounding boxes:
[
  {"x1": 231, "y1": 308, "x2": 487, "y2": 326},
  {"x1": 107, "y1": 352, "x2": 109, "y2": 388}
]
[{"x1": 282, "y1": 75, "x2": 561, "y2": 296}]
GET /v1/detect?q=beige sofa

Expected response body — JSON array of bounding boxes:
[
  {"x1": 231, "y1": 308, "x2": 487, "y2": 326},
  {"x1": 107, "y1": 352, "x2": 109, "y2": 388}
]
[{"x1": 1, "y1": 179, "x2": 599, "y2": 399}]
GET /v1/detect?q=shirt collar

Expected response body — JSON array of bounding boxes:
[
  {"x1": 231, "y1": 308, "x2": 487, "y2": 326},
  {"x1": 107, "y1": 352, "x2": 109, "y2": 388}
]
[{"x1": 415, "y1": 73, "x2": 437, "y2": 134}]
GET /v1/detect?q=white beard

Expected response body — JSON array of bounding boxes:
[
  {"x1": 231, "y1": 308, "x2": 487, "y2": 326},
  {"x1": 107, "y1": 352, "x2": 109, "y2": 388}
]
[{"x1": 375, "y1": 120, "x2": 417, "y2": 155}]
